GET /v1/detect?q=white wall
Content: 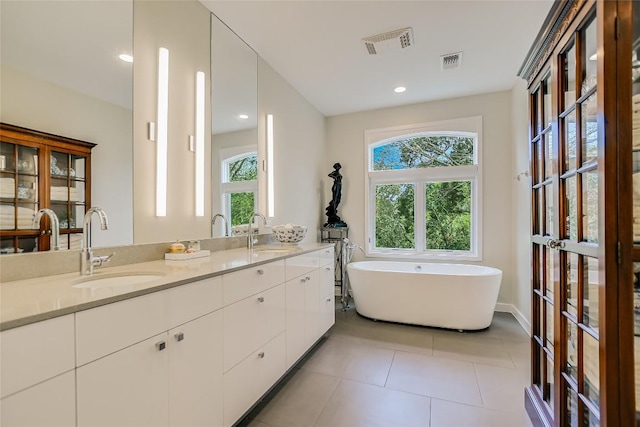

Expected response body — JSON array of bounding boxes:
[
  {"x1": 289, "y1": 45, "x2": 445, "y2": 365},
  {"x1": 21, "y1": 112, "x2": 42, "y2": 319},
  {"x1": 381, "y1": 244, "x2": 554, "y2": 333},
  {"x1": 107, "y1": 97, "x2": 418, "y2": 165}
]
[
  {"x1": 257, "y1": 58, "x2": 326, "y2": 236},
  {"x1": 133, "y1": 0, "x2": 212, "y2": 243},
  {"x1": 326, "y1": 91, "x2": 515, "y2": 304},
  {"x1": 511, "y1": 79, "x2": 532, "y2": 329},
  {"x1": 0, "y1": 65, "x2": 133, "y2": 247}
]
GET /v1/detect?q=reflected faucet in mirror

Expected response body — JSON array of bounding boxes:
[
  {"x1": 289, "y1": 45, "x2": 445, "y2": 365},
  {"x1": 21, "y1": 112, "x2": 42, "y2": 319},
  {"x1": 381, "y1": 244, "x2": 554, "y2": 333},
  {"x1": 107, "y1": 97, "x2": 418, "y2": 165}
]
[
  {"x1": 247, "y1": 212, "x2": 267, "y2": 250},
  {"x1": 212, "y1": 213, "x2": 230, "y2": 237},
  {"x1": 32, "y1": 209, "x2": 60, "y2": 251},
  {"x1": 80, "y1": 207, "x2": 114, "y2": 275}
]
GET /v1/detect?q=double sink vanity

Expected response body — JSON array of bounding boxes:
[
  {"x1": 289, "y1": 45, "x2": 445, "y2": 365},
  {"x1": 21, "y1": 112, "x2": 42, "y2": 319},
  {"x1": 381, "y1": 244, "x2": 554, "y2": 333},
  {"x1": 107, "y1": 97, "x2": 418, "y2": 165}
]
[{"x1": 0, "y1": 243, "x2": 335, "y2": 427}]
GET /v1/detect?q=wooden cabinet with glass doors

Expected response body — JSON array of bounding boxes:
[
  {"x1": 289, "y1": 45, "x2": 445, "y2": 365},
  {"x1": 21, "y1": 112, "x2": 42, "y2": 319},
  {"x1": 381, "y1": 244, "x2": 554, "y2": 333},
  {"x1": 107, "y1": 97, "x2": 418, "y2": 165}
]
[
  {"x1": 0, "y1": 123, "x2": 95, "y2": 254},
  {"x1": 520, "y1": 0, "x2": 639, "y2": 426}
]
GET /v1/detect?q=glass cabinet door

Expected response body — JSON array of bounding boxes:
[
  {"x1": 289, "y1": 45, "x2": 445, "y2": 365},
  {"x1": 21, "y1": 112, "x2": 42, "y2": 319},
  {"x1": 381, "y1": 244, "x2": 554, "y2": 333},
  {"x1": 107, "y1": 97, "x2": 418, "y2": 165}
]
[
  {"x1": 0, "y1": 141, "x2": 40, "y2": 254},
  {"x1": 50, "y1": 151, "x2": 86, "y2": 250},
  {"x1": 631, "y1": 1, "x2": 640, "y2": 421},
  {"x1": 557, "y1": 13, "x2": 601, "y2": 427},
  {"x1": 530, "y1": 70, "x2": 556, "y2": 417}
]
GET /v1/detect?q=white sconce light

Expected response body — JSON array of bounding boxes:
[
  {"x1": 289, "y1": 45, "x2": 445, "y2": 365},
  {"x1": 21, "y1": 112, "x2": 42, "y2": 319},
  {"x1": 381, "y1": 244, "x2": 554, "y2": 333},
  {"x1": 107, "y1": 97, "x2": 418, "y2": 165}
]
[
  {"x1": 156, "y1": 47, "x2": 169, "y2": 217},
  {"x1": 195, "y1": 71, "x2": 205, "y2": 217},
  {"x1": 267, "y1": 114, "x2": 275, "y2": 218}
]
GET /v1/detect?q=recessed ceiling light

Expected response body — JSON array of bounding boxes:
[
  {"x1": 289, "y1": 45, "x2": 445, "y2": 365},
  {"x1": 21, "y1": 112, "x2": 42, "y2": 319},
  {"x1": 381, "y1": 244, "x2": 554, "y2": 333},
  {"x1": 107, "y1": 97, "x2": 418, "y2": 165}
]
[
  {"x1": 589, "y1": 53, "x2": 597, "y2": 61},
  {"x1": 119, "y1": 53, "x2": 134, "y2": 63},
  {"x1": 238, "y1": 114, "x2": 249, "y2": 119},
  {"x1": 394, "y1": 86, "x2": 406, "y2": 93}
]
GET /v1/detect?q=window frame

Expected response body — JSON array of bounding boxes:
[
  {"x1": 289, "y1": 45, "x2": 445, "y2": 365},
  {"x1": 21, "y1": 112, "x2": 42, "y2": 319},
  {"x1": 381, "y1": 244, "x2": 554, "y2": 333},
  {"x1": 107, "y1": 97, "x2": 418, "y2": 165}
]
[
  {"x1": 220, "y1": 145, "x2": 258, "y2": 227},
  {"x1": 364, "y1": 116, "x2": 483, "y2": 261}
]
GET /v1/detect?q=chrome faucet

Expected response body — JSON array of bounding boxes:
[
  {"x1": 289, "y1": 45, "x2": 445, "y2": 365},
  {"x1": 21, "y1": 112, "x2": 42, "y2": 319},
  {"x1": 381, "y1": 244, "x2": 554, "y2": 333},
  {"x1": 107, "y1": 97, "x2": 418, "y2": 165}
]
[
  {"x1": 80, "y1": 207, "x2": 114, "y2": 275},
  {"x1": 32, "y1": 208, "x2": 60, "y2": 251},
  {"x1": 247, "y1": 212, "x2": 267, "y2": 250},
  {"x1": 212, "y1": 213, "x2": 230, "y2": 237}
]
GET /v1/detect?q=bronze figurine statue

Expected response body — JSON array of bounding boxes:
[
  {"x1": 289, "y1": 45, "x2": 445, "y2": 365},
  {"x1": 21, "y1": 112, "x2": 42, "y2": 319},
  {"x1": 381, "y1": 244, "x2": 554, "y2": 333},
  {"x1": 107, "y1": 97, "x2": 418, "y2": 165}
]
[{"x1": 324, "y1": 163, "x2": 347, "y2": 227}]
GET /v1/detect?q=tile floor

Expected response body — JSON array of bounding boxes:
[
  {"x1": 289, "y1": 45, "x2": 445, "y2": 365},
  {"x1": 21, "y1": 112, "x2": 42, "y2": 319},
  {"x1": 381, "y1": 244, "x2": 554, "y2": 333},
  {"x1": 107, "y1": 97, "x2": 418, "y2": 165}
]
[{"x1": 242, "y1": 306, "x2": 533, "y2": 427}]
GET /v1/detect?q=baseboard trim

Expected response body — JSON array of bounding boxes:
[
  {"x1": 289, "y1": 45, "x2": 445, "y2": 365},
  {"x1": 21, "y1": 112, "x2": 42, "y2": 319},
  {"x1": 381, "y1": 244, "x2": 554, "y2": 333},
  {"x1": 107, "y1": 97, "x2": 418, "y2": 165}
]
[{"x1": 495, "y1": 303, "x2": 531, "y2": 337}]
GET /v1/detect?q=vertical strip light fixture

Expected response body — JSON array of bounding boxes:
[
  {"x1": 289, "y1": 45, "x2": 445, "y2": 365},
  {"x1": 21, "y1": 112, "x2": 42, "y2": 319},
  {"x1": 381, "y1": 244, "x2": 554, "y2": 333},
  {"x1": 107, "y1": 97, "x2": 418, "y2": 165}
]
[
  {"x1": 267, "y1": 114, "x2": 275, "y2": 218},
  {"x1": 156, "y1": 47, "x2": 169, "y2": 217},
  {"x1": 195, "y1": 71, "x2": 205, "y2": 216}
]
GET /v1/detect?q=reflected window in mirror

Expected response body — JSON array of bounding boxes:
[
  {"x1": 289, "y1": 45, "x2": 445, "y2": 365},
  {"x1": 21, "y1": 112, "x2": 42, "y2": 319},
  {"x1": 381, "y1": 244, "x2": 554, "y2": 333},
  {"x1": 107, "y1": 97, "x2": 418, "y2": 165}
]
[{"x1": 221, "y1": 146, "x2": 258, "y2": 234}]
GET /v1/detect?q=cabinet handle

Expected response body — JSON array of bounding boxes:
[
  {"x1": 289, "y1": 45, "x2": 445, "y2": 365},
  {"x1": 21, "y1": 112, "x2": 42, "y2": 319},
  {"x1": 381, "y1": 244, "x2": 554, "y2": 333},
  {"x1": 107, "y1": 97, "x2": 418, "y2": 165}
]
[
  {"x1": 258, "y1": 352, "x2": 265, "y2": 358},
  {"x1": 325, "y1": 267, "x2": 331, "y2": 271},
  {"x1": 174, "y1": 332, "x2": 184, "y2": 342},
  {"x1": 300, "y1": 278, "x2": 307, "y2": 283},
  {"x1": 326, "y1": 297, "x2": 332, "y2": 302},
  {"x1": 156, "y1": 341, "x2": 166, "y2": 351},
  {"x1": 305, "y1": 276, "x2": 311, "y2": 281},
  {"x1": 257, "y1": 269, "x2": 264, "y2": 275},
  {"x1": 258, "y1": 296, "x2": 265, "y2": 303}
]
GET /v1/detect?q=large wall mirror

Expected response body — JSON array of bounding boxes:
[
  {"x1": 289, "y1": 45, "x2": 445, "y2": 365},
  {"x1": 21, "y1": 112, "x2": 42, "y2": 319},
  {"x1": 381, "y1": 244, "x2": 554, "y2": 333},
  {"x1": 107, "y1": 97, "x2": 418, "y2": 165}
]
[
  {"x1": 0, "y1": 0, "x2": 134, "y2": 251},
  {"x1": 210, "y1": 14, "x2": 259, "y2": 238}
]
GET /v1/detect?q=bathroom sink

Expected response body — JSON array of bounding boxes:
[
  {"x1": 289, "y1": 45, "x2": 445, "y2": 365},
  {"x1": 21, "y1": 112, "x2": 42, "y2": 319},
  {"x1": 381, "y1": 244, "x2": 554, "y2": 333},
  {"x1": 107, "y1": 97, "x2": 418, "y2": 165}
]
[
  {"x1": 72, "y1": 272, "x2": 165, "y2": 289},
  {"x1": 252, "y1": 247, "x2": 291, "y2": 254}
]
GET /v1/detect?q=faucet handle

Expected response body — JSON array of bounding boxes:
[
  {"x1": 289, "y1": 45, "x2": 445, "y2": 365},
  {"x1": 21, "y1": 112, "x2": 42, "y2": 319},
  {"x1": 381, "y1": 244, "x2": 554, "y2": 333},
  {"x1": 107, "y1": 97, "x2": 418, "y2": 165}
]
[{"x1": 93, "y1": 252, "x2": 116, "y2": 267}]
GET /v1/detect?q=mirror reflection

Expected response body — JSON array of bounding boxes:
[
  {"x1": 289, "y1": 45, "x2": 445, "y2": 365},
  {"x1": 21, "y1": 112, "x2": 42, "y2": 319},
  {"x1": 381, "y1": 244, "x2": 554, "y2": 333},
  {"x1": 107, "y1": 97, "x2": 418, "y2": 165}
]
[
  {"x1": 210, "y1": 14, "x2": 259, "y2": 238},
  {"x1": 0, "y1": 0, "x2": 134, "y2": 252}
]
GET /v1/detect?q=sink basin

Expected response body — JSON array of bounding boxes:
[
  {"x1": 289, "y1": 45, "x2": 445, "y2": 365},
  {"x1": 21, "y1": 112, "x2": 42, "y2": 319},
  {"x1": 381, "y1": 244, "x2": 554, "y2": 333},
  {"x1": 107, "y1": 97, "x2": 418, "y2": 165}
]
[
  {"x1": 252, "y1": 247, "x2": 291, "y2": 254},
  {"x1": 72, "y1": 272, "x2": 164, "y2": 289}
]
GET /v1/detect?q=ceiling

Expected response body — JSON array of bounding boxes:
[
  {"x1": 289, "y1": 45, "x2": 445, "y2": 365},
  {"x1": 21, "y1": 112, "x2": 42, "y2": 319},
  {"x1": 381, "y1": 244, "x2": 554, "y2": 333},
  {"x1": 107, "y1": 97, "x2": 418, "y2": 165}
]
[
  {"x1": 201, "y1": 0, "x2": 553, "y2": 117},
  {"x1": 0, "y1": 1, "x2": 133, "y2": 110}
]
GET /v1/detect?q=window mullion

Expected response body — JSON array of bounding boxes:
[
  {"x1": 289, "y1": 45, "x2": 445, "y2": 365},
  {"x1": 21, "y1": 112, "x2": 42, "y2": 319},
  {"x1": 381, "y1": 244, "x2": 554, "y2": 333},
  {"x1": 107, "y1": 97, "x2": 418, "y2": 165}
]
[{"x1": 415, "y1": 182, "x2": 426, "y2": 253}]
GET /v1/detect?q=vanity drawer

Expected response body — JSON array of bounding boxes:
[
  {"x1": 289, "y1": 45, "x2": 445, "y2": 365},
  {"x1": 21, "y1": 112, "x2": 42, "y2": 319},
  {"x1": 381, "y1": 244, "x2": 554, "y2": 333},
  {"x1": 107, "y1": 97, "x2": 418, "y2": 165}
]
[
  {"x1": 285, "y1": 252, "x2": 320, "y2": 280},
  {"x1": 222, "y1": 260, "x2": 284, "y2": 306},
  {"x1": 166, "y1": 276, "x2": 223, "y2": 329},
  {"x1": 319, "y1": 246, "x2": 335, "y2": 267},
  {"x1": 223, "y1": 332, "x2": 286, "y2": 427},
  {"x1": 222, "y1": 283, "x2": 286, "y2": 372},
  {"x1": 0, "y1": 314, "x2": 75, "y2": 398},
  {"x1": 76, "y1": 291, "x2": 167, "y2": 366}
]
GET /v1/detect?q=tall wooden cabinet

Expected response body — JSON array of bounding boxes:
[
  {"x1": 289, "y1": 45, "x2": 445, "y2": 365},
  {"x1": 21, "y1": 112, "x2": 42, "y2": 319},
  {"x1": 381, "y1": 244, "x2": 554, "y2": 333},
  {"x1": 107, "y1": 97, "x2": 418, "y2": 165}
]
[
  {"x1": 520, "y1": 1, "x2": 638, "y2": 426},
  {"x1": 0, "y1": 123, "x2": 95, "y2": 254}
]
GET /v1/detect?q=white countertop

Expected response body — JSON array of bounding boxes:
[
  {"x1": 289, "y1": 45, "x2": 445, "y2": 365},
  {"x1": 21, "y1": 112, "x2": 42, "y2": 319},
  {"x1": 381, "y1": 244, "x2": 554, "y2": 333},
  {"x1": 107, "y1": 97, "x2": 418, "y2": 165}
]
[{"x1": 0, "y1": 243, "x2": 332, "y2": 331}]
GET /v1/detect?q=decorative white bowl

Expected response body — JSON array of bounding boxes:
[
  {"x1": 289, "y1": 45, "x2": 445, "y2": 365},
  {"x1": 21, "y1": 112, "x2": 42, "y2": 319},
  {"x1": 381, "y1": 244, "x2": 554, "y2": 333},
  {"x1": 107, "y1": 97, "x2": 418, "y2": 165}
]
[
  {"x1": 231, "y1": 224, "x2": 251, "y2": 236},
  {"x1": 272, "y1": 224, "x2": 307, "y2": 244}
]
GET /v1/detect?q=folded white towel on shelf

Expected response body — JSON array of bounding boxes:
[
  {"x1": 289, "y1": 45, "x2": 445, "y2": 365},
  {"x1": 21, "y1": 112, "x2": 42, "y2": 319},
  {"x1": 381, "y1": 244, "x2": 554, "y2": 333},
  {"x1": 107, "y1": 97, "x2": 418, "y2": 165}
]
[
  {"x1": 0, "y1": 205, "x2": 35, "y2": 217},
  {"x1": 50, "y1": 186, "x2": 80, "y2": 202},
  {"x1": 0, "y1": 219, "x2": 36, "y2": 229},
  {"x1": 69, "y1": 234, "x2": 82, "y2": 250},
  {"x1": 634, "y1": 173, "x2": 640, "y2": 200},
  {"x1": 58, "y1": 234, "x2": 83, "y2": 250},
  {"x1": 0, "y1": 189, "x2": 15, "y2": 198}
]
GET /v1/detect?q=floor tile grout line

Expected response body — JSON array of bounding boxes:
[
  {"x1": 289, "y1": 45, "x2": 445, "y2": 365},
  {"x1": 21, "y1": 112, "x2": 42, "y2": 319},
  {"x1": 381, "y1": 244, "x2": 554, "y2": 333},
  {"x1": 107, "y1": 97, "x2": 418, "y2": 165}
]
[
  {"x1": 471, "y1": 362, "x2": 485, "y2": 407},
  {"x1": 310, "y1": 377, "x2": 343, "y2": 427},
  {"x1": 383, "y1": 349, "x2": 398, "y2": 388}
]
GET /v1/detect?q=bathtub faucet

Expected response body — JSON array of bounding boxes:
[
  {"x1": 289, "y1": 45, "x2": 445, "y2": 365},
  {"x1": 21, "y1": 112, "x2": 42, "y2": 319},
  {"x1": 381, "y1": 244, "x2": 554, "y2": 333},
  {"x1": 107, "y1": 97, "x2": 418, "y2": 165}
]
[{"x1": 341, "y1": 238, "x2": 364, "y2": 310}]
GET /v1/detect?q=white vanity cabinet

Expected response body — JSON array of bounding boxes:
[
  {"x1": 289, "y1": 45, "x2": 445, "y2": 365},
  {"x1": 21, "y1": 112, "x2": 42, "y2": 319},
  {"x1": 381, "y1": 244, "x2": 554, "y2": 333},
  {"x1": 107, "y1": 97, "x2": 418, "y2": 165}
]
[
  {"x1": 221, "y1": 261, "x2": 287, "y2": 427},
  {"x1": 0, "y1": 314, "x2": 76, "y2": 427},
  {"x1": 76, "y1": 277, "x2": 224, "y2": 427},
  {"x1": 0, "y1": 246, "x2": 335, "y2": 427},
  {"x1": 319, "y1": 252, "x2": 336, "y2": 335},
  {"x1": 284, "y1": 247, "x2": 335, "y2": 368}
]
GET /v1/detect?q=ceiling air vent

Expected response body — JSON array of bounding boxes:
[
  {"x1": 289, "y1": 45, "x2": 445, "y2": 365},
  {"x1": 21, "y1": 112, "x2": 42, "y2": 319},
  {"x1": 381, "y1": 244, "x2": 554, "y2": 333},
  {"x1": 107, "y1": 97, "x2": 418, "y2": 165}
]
[
  {"x1": 440, "y1": 51, "x2": 463, "y2": 70},
  {"x1": 362, "y1": 27, "x2": 413, "y2": 55}
]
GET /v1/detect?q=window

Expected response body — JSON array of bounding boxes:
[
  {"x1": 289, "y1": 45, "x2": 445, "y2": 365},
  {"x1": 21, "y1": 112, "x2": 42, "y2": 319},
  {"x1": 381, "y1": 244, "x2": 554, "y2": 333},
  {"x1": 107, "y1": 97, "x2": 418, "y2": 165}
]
[
  {"x1": 364, "y1": 116, "x2": 482, "y2": 260},
  {"x1": 220, "y1": 146, "x2": 258, "y2": 232}
]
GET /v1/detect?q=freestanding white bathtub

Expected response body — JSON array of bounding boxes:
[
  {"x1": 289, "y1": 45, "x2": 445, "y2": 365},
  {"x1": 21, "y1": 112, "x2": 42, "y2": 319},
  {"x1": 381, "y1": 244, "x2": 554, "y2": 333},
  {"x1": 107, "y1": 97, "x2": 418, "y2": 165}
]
[{"x1": 346, "y1": 261, "x2": 502, "y2": 331}]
